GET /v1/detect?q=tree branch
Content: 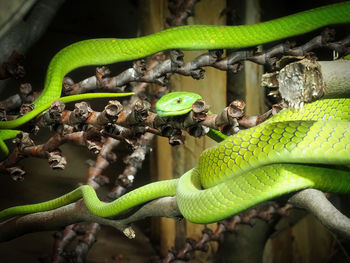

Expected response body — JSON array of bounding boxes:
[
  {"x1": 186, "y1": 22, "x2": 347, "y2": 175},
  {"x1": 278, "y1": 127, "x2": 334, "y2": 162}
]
[
  {"x1": 1, "y1": 188, "x2": 350, "y2": 244},
  {"x1": 0, "y1": 197, "x2": 179, "y2": 242},
  {"x1": 262, "y1": 58, "x2": 350, "y2": 107}
]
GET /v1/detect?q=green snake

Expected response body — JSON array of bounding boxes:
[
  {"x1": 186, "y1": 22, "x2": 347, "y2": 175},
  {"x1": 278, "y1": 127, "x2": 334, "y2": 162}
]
[{"x1": 1, "y1": 2, "x2": 350, "y2": 224}]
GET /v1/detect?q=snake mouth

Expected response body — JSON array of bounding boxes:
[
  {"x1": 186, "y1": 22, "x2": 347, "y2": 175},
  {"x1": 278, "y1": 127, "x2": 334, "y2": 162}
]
[{"x1": 157, "y1": 108, "x2": 193, "y2": 117}]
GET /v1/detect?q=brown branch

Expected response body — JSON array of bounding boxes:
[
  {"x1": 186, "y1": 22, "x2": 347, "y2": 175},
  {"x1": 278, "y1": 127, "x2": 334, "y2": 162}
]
[
  {"x1": 0, "y1": 83, "x2": 34, "y2": 114},
  {"x1": 0, "y1": 90, "x2": 291, "y2": 181},
  {"x1": 2, "y1": 188, "x2": 348, "y2": 247},
  {"x1": 51, "y1": 136, "x2": 120, "y2": 263},
  {"x1": 0, "y1": 129, "x2": 103, "y2": 179},
  {"x1": 108, "y1": 132, "x2": 155, "y2": 199},
  {"x1": 53, "y1": 132, "x2": 156, "y2": 262},
  {"x1": 247, "y1": 28, "x2": 337, "y2": 69},
  {"x1": 74, "y1": 223, "x2": 100, "y2": 259},
  {"x1": 50, "y1": 50, "x2": 172, "y2": 263},
  {"x1": 51, "y1": 224, "x2": 77, "y2": 262},
  {"x1": 0, "y1": 196, "x2": 179, "y2": 242},
  {"x1": 263, "y1": 58, "x2": 350, "y2": 107},
  {"x1": 0, "y1": 51, "x2": 25, "y2": 80}
]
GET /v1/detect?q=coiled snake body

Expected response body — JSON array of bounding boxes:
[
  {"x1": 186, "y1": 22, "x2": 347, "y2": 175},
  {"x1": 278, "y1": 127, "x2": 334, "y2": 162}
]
[{"x1": 1, "y1": 2, "x2": 350, "y2": 224}]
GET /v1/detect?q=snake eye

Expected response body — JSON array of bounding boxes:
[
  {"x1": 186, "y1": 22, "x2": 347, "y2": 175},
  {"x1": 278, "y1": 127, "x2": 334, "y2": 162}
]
[{"x1": 176, "y1": 98, "x2": 182, "y2": 103}]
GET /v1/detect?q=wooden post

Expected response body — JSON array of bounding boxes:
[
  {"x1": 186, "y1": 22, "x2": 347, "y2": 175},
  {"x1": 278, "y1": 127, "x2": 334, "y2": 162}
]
[
  {"x1": 140, "y1": 0, "x2": 226, "y2": 258},
  {"x1": 174, "y1": 1, "x2": 227, "y2": 257},
  {"x1": 138, "y1": 0, "x2": 177, "y2": 256},
  {"x1": 227, "y1": 0, "x2": 265, "y2": 115}
]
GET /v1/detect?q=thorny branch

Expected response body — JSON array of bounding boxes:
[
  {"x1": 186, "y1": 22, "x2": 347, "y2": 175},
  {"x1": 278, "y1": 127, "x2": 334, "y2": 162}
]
[
  {"x1": 0, "y1": 51, "x2": 25, "y2": 80},
  {"x1": 50, "y1": 136, "x2": 120, "y2": 263},
  {"x1": 2, "y1": 2, "x2": 200, "y2": 261},
  {"x1": 49, "y1": 2, "x2": 203, "y2": 258},
  {"x1": 51, "y1": 132, "x2": 156, "y2": 262},
  {"x1": 48, "y1": 2, "x2": 203, "y2": 259},
  {"x1": 0, "y1": 87, "x2": 278, "y2": 180}
]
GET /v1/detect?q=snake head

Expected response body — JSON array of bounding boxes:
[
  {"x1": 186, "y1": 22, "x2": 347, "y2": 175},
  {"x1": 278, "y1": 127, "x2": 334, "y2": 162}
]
[{"x1": 156, "y1": 92, "x2": 203, "y2": 117}]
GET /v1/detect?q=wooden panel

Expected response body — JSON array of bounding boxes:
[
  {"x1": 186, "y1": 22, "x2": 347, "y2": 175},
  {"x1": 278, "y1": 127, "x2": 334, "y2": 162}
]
[
  {"x1": 138, "y1": 0, "x2": 177, "y2": 257},
  {"x1": 141, "y1": 0, "x2": 227, "y2": 258},
  {"x1": 227, "y1": 0, "x2": 265, "y2": 115},
  {"x1": 138, "y1": 0, "x2": 167, "y2": 35},
  {"x1": 263, "y1": 215, "x2": 334, "y2": 263},
  {"x1": 241, "y1": 0, "x2": 264, "y2": 115},
  {"x1": 169, "y1": 0, "x2": 227, "y2": 257}
]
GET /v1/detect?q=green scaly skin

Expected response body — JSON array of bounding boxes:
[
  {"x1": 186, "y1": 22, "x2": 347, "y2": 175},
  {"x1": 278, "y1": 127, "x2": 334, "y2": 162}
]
[{"x1": 1, "y1": 2, "x2": 350, "y2": 224}]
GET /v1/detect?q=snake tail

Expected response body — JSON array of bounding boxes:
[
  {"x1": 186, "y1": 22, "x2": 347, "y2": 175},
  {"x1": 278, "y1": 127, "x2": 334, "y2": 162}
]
[{"x1": 0, "y1": 179, "x2": 177, "y2": 221}]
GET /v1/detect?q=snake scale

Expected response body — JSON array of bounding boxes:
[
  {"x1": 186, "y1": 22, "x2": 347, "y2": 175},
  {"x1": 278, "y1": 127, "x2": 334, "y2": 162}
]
[{"x1": 1, "y1": 2, "x2": 350, "y2": 224}]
